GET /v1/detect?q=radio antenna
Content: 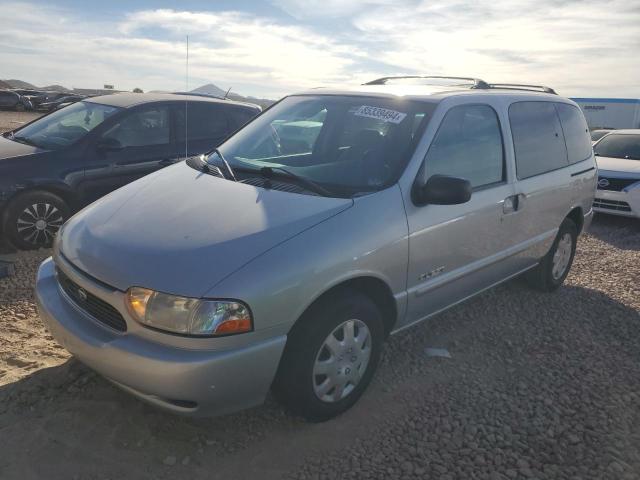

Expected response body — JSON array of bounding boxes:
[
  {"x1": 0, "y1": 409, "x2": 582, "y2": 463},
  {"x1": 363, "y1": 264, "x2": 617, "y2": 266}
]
[
  {"x1": 185, "y1": 35, "x2": 189, "y2": 160},
  {"x1": 224, "y1": 87, "x2": 232, "y2": 99}
]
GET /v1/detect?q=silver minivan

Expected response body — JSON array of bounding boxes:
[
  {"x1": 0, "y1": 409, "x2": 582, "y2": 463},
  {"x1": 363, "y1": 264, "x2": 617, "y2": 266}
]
[{"x1": 36, "y1": 77, "x2": 596, "y2": 421}]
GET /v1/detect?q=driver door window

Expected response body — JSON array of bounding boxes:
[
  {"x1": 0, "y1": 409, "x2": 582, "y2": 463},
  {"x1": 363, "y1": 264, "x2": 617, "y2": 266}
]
[
  {"x1": 425, "y1": 104, "x2": 504, "y2": 188},
  {"x1": 82, "y1": 105, "x2": 172, "y2": 205},
  {"x1": 102, "y1": 106, "x2": 170, "y2": 148}
]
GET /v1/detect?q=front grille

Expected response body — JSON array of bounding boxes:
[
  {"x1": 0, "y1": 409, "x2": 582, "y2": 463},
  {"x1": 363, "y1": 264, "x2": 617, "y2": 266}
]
[
  {"x1": 597, "y1": 177, "x2": 640, "y2": 192},
  {"x1": 56, "y1": 268, "x2": 127, "y2": 332},
  {"x1": 593, "y1": 198, "x2": 632, "y2": 212}
]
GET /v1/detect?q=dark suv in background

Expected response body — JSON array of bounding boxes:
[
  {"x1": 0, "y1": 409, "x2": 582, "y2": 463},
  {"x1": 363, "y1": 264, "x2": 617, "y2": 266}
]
[{"x1": 0, "y1": 93, "x2": 261, "y2": 249}]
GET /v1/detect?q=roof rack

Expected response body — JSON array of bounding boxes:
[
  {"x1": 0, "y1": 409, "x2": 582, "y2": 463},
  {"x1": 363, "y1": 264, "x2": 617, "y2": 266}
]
[
  {"x1": 364, "y1": 76, "x2": 491, "y2": 89},
  {"x1": 363, "y1": 76, "x2": 557, "y2": 95},
  {"x1": 487, "y1": 83, "x2": 557, "y2": 95}
]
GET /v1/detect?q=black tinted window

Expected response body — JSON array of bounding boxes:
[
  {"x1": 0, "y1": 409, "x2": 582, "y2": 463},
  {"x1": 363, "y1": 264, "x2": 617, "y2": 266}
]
[
  {"x1": 229, "y1": 108, "x2": 258, "y2": 129},
  {"x1": 590, "y1": 130, "x2": 611, "y2": 142},
  {"x1": 103, "y1": 106, "x2": 170, "y2": 147},
  {"x1": 509, "y1": 101, "x2": 568, "y2": 179},
  {"x1": 556, "y1": 103, "x2": 592, "y2": 164},
  {"x1": 176, "y1": 103, "x2": 229, "y2": 141},
  {"x1": 594, "y1": 134, "x2": 640, "y2": 160},
  {"x1": 0, "y1": 91, "x2": 17, "y2": 106},
  {"x1": 425, "y1": 104, "x2": 504, "y2": 188}
]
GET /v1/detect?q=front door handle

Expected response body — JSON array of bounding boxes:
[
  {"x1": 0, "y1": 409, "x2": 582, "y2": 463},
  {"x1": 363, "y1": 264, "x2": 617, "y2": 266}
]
[{"x1": 503, "y1": 194, "x2": 525, "y2": 214}]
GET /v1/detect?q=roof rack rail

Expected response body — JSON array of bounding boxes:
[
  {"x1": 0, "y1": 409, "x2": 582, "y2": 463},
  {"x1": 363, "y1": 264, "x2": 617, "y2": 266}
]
[
  {"x1": 488, "y1": 83, "x2": 557, "y2": 95},
  {"x1": 363, "y1": 76, "x2": 558, "y2": 95},
  {"x1": 364, "y1": 76, "x2": 491, "y2": 89}
]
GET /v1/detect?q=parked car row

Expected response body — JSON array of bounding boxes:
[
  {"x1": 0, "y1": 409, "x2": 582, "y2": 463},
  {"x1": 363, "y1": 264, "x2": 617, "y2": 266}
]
[
  {"x1": 29, "y1": 77, "x2": 602, "y2": 421},
  {"x1": 0, "y1": 90, "x2": 34, "y2": 111},
  {"x1": 0, "y1": 89, "x2": 88, "y2": 112}
]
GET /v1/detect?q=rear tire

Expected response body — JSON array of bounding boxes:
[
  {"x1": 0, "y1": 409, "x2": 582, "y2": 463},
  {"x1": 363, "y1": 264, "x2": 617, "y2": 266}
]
[
  {"x1": 273, "y1": 290, "x2": 384, "y2": 422},
  {"x1": 3, "y1": 191, "x2": 70, "y2": 250},
  {"x1": 526, "y1": 218, "x2": 578, "y2": 292}
]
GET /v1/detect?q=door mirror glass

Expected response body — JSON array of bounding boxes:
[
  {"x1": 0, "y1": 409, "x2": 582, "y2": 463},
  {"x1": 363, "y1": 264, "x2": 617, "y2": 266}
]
[
  {"x1": 412, "y1": 174, "x2": 472, "y2": 206},
  {"x1": 97, "y1": 137, "x2": 124, "y2": 152}
]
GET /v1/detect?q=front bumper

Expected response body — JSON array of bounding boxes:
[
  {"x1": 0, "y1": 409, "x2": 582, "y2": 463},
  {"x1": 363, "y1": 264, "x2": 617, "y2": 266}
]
[
  {"x1": 36, "y1": 257, "x2": 286, "y2": 416},
  {"x1": 593, "y1": 189, "x2": 640, "y2": 218}
]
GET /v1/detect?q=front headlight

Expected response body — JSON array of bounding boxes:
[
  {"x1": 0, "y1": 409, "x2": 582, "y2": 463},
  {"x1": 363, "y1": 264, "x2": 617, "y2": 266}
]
[{"x1": 125, "y1": 287, "x2": 252, "y2": 336}]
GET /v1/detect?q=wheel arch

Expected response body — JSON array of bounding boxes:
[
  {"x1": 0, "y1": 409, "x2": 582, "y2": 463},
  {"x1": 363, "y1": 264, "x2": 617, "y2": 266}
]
[
  {"x1": 3, "y1": 183, "x2": 79, "y2": 214},
  {"x1": 566, "y1": 206, "x2": 584, "y2": 233},
  {"x1": 294, "y1": 275, "x2": 399, "y2": 338}
]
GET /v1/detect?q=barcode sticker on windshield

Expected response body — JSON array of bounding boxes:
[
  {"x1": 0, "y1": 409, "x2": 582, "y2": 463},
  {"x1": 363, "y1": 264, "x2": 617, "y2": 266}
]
[{"x1": 353, "y1": 106, "x2": 407, "y2": 124}]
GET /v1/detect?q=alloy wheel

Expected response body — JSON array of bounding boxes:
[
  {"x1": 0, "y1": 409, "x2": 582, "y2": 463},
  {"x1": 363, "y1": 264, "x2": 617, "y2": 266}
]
[{"x1": 16, "y1": 202, "x2": 65, "y2": 246}]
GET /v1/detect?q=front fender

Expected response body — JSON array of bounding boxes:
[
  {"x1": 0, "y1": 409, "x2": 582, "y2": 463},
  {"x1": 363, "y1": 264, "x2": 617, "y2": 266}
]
[{"x1": 205, "y1": 185, "x2": 410, "y2": 334}]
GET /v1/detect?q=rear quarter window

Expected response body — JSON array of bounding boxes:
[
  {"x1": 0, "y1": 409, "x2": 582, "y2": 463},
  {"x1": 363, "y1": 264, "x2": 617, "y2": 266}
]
[
  {"x1": 229, "y1": 108, "x2": 259, "y2": 129},
  {"x1": 555, "y1": 103, "x2": 592, "y2": 164},
  {"x1": 176, "y1": 102, "x2": 229, "y2": 141},
  {"x1": 509, "y1": 101, "x2": 568, "y2": 179}
]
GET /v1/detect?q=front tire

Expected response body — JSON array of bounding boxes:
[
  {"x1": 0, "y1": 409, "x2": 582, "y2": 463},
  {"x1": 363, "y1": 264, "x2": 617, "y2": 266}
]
[
  {"x1": 3, "y1": 191, "x2": 70, "y2": 250},
  {"x1": 526, "y1": 218, "x2": 578, "y2": 292},
  {"x1": 273, "y1": 290, "x2": 384, "y2": 422}
]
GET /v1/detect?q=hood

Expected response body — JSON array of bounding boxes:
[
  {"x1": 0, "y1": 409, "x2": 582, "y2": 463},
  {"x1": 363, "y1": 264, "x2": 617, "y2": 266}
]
[
  {"x1": 59, "y1": 162, "x2": 353, "y2": 297},
  {"x1": 0, "y1": 135, "x2": 43, "y2": 160},
  {"x1": 596, "y1": 156, "x2": 640, "y2": 175}
]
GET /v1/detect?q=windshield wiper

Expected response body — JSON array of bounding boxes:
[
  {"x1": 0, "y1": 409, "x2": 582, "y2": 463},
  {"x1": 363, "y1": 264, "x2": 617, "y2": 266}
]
[
  {"x1": 259, "y1": 166, "x2": 334, "y2": 197},
  {"x1": 11, "y1": 135, "x2": 39, "y2": 147},
  {"x1": 213, "y1": 149, "x2": 237, "y2": 181}
]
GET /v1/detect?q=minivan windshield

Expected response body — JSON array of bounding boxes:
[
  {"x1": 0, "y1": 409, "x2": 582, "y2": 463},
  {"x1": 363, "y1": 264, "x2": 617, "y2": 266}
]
[
  {"x1": 11, "y1": 101, "x2": 120, "y2": 150},
  {"x1": 211, "y1": 95, "x2": 435, "y2": 196},
  {"x1": 594, "y1": 134, "x2": 640, "y2": 160}
]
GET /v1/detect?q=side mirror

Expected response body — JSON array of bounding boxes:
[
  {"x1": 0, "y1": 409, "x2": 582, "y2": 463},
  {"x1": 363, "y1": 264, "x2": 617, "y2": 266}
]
[
  {"x1": 97, "y1": 137, "x2": 123, "y2": 152},
  {"x1": 412, "y1": 174, "x2": 472, "y2": 206}
]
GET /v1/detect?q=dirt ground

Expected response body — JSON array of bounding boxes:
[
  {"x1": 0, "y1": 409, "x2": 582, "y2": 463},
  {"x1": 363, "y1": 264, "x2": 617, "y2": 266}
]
[
  {"x1": 0, "y1": 214, "x2": 638, "y2": 480},
  {"x1": 0, "y1": 110, "x2": 42, "y2": 134}
]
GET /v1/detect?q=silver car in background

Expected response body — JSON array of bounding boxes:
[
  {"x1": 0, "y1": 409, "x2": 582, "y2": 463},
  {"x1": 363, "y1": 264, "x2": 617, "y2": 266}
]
[{"x1": 36, "y1": 76, "x2": 596, "y2": 421}]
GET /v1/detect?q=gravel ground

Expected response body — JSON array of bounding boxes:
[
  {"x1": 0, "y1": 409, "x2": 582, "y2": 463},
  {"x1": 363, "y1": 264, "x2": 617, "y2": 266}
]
[
  {"x1": 0, "y1": 110, "x2": 42, "y2": 134},
  {"x1": 0, "y1": 214, "x2": 638, "y2": 480}
]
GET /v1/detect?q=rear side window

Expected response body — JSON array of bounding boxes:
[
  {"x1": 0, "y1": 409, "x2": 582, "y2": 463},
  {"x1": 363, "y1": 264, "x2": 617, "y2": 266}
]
[
  {"x1": 229, "y1": 108, "x2": 259, "y2": 129},
  {"x1": 555, "y1": 103, "x2": 592, "y2": 164},
  {"x1": 425, "y1": 104, "x2": 504, "y2": 188},
  {"x1": 509, "y1": 102, "x2": 568, "y2": 179},
  {"x1": 176, "y1": 103, "x2": 229, "y2": 141}
]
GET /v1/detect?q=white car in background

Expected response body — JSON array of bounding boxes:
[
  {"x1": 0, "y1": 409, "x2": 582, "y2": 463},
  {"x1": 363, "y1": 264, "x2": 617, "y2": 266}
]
[
  {"x1": 590, "y1": 129, "x2": 614, "y2": 144},
  {"x1": 593, "y1": 130, "x2": 640, "y2": 218}
]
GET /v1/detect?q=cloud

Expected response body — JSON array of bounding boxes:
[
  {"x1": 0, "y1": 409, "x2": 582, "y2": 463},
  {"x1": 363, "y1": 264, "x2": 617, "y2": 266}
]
[
  {"x1": 349, "y1": 0, "x2": 640, "y2": 96},
  {"x1": 270, "y1": 0, "x2": 405, "y2": 20},
  {"x1": 0, "y1": 0, "x2": 638, "y2": 98},
  {"x1": 0, "y1": 3, "x2": 367, "y2": 97}
]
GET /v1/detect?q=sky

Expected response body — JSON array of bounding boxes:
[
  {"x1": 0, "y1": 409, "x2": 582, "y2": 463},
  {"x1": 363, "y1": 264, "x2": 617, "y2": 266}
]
[{"x1": 0, "y1": 0, "x2": 639, "y2": 99}]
